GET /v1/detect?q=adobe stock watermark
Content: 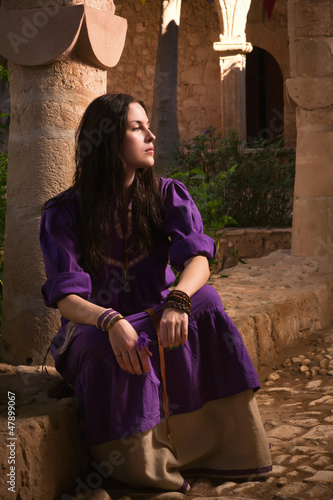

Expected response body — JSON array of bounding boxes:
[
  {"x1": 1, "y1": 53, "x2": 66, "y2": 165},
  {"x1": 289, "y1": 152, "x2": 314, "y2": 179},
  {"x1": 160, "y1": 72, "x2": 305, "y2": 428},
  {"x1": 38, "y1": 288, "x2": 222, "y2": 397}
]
[
  {"x1": 247, "y1": 107, "x2": 285, "y2": 145},
  {"x1": 60, "y1": 449, "x2": 126, "y2": 500},
  {"x1": 313, "y1": 235, "x2": 333, "y2": 260},
  {"x1": 7, "y1": 392, "x2": 17, "y2": 494},
  {"x1": 59, "y1": 425, "x2": 144, "y2": 499},
  {"x1": 69, "y1": 269, "x2": 136, "y2": 324},
  {"x1": 153, "y1": 63, "x2": 170, "y2": 91},
  {"x1": 60, "y1": 400, "x2": 180, "y2": 499},
  {"x1": 78, "y1": 119, "x2": 116, "y2": 158},
  {"x1": 7, "y1": 0, "x2": 60, "y2": 55}
]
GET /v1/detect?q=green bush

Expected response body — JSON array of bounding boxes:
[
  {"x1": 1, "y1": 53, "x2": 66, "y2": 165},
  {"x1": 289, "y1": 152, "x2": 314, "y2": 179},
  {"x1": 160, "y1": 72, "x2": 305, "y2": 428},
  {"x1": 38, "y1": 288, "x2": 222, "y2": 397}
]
[
  {"x1": 168, "y1": 128, "x2": 295, "y2": 233},
  {"x1": 0, "y1": 136, "x2": 7, "y2": 251}
]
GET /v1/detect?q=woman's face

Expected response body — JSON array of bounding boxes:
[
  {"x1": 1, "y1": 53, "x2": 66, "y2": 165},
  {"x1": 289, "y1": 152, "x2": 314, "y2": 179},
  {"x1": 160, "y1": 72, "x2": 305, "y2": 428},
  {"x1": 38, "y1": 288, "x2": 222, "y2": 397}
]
[{"x1": 121, "y1": 102, "x2": 156, "y2": 186}]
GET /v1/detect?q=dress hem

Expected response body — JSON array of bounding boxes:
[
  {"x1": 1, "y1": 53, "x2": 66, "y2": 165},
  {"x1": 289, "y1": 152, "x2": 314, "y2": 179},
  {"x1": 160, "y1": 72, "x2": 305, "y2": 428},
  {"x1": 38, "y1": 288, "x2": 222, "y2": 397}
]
[{"x1": 181, "y1": 465, "x2": 273, "y2": 477}]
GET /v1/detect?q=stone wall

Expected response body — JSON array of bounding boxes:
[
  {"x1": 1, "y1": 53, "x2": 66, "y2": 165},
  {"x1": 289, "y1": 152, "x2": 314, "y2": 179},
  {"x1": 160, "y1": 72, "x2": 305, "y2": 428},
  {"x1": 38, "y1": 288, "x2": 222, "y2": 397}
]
[
  {"x1": 0, "y1": 0, "x2": 296, "y2": 145},
  {"x1": 216, "y1": 228, "x2": 292, "y2": 270},
  {"x1": 109, "y1": 0, "x2": 221, "y2": 141},
  {"x1": 287, "y1": 0, "x2": 333, "y2": 257},
  {"x1": 108, "y1": 0, "x2": 296, "y2": 146},
  {"x1": 246, "y1": 0, "x2": 296, "y2": 147}
]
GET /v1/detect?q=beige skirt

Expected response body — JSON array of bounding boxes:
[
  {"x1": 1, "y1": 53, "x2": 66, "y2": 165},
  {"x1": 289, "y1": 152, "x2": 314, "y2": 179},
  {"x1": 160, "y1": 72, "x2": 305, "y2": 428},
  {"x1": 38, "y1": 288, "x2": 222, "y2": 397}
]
[{"x1": 90, "y1": 389, "x2": 272, "y2": 492}]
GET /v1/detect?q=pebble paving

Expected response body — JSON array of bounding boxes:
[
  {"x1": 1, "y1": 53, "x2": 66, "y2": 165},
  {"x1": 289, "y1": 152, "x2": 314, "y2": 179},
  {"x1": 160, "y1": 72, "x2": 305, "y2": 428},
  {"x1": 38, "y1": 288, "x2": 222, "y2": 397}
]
[{"x1": 69, "y1": 324, "x2": 333, "y2": 500}]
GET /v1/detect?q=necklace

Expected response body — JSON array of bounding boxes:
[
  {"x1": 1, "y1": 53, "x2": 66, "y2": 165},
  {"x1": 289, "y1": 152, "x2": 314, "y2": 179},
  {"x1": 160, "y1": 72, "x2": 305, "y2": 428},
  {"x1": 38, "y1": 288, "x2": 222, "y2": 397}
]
[
  {"x1": 123, "y1": 232, "x2": 131, "y2": 293},
  {"x1": 117, "y1": 201, "x2": 133, "y2": 293}
]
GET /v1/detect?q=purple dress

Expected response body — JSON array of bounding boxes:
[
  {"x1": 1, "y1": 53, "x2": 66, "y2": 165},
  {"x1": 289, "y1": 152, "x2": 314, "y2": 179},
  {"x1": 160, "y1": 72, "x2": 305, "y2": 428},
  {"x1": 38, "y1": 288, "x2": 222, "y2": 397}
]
[{"x1": 40, "y1": 178, "x2": 270, "y2": 487}]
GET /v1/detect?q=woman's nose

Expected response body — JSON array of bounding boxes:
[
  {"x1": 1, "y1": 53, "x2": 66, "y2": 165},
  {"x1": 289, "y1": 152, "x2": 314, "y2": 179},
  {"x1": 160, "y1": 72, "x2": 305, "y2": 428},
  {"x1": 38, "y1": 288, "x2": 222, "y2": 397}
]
[{"x1": 147, "y1": 129, "x2": 156, "y2": 141}]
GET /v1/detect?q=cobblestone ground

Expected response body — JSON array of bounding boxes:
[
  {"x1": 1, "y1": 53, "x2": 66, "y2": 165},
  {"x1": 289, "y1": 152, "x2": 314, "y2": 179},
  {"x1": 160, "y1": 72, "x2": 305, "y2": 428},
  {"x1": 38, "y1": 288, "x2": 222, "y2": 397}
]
[{"x1": 68, "y1": 324, "x2": 333, "y2": 500}]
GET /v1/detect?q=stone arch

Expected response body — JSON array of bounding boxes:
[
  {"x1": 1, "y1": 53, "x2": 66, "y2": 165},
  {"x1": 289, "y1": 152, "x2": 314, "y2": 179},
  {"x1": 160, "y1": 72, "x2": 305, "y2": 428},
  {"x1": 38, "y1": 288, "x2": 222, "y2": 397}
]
[
  {"x1": 246, "y1": 23, "x2": 288, "y2": 82},
  {"x1": 246, "y1": 46, "x2": 284, "y2": 144},
  {"x1": 213, "y1": 0, "x2": 252, "y2": 41},
  {"x1": 246, "y1": 23, "x2": 296, "y2": 145}
]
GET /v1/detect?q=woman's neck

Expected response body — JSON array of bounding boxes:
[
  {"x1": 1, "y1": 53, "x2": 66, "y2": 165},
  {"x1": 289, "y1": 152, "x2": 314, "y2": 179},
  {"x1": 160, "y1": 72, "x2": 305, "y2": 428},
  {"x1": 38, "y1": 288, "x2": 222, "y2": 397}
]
[{"x1": 123, "y1": 178, "x2": 135, "y2": 207}]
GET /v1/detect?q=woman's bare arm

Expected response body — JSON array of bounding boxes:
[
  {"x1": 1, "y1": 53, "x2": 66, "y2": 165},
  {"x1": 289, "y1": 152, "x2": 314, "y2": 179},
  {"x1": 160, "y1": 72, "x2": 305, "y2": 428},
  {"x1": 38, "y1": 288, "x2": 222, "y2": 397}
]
[
  {"x1": 57, "y1": 294, "x2": 105, "y2": 326},
  {"x1": 159, "y1": 255, "x2": 210, "y2": 348},
  {"x1": 57, "y1": 294, "x2": 151, "y2": 375}
]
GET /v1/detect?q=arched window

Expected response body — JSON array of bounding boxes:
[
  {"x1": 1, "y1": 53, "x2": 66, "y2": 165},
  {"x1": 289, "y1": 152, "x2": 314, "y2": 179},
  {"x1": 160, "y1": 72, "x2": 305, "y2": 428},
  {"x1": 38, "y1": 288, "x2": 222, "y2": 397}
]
[{"x1": 246, "y1": 46, "x2": 284, "y2": 145}]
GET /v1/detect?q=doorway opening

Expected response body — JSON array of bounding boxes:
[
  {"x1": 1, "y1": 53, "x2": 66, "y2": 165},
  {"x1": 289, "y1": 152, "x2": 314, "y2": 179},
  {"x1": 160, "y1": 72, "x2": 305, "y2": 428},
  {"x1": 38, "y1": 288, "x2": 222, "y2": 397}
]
[{"x1": 246, "y1": 46, "x2": 284, "y2": 145}]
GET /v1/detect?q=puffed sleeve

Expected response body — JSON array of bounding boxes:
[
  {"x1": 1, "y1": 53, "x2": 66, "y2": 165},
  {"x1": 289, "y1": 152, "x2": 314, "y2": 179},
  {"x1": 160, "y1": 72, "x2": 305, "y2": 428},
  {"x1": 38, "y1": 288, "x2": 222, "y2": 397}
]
[
  {"x1": 161, "y1": 178, "x2": 216, "y2": 272},
  {"x1": 39, "y1": 192, "x2": 92, "y2": 308}
]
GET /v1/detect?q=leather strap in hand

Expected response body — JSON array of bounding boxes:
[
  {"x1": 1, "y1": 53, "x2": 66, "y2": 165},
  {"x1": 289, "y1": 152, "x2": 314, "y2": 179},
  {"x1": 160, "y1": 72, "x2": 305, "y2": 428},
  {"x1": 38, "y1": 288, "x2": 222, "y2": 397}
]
[{"x1": 146, "y1": 308, "x2": 177, "y2": 458}]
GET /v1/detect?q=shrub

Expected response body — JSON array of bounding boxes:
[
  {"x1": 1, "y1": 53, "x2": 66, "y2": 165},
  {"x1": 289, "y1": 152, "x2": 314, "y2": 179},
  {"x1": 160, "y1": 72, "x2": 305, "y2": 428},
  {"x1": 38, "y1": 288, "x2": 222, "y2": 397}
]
[
  {"x1": 0, "y1": 137, "x2": 7, "y2": 251},
  {"x1": 168, "y1": 128, "x2": 295, "y2": 233}
]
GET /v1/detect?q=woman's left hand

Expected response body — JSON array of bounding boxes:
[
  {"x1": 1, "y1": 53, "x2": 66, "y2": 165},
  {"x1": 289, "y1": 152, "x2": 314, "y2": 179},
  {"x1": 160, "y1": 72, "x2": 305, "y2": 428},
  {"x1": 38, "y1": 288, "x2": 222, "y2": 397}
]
[{"x1": 159, "y1": 307, "x2": 188, "y2": 349}]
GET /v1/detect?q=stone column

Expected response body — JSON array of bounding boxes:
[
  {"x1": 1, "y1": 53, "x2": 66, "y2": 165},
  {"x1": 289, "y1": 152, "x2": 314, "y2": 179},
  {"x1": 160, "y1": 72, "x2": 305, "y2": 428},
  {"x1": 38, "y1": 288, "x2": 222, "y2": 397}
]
[
  {"x1": 0, "y1": 0, "x2": 126, "y2": 364},
  {"x1": 213, "y1": 0, "x2": 252, "y2": 140},
  {"x1": 286, "y1": 0, "x2": 333, "y2": 257}
]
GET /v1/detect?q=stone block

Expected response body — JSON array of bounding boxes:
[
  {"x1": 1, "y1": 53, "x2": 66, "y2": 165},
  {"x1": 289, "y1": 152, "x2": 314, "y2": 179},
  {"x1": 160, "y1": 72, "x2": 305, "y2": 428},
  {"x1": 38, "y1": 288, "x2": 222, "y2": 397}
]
[
  {"x1": 216, "y1": 229, "x2": 292, "y2": 266},
  {"x1": 0, "y1": 369, "x2": 87, "y2": 500},
  {"x1": 198, "y1": 92, "x2": 220, "y2": 107},
  {"x1": 269, "y1": 291, "x2": 320, "y2": 353},
  {"x1": 291, "y1": 197, "x2": 333, "y2": 257},
  {"x1": 135, "y1": 22, "x2": 146, "y2": 34},
  {"x1": 286, "y1": 77, "x2": 333, "y2": 109},
  {"x1": 9, "y1": 60, "x2": 106, "y2": 97},
  {"x1": 196, "y1": 47, "x2": 211, "y2": 61},
  {"x1": 10, "y1": 99, "x2": 84, "y2": 133},
  {"x1": 203, "y1": 61, "x2": 220, "y2": 84},
  {"x1": 302, "y1": 425, "x2": 333, "y2": 443},
  {"x1": 293, "y1": 157, "x2": 333, "y2": 198},
  {"x1": 291, "y1": 0, "x2": 332, "y2": 37},
  {"x1": 182, "y1": 97, "x2": 199, "y2": 109},
  {"x1": 253, "y1": 312, "x2": 277, "y2": 366},
  {"x1": 180, "y1": 67, "x2": 203, "y2": 85},
  {"x1": 313, "y1": 281, "x2": 333, "y2": 326},
  {"x1": 289, "y1": 37, "x2": 333, "y2": 77},
  {"x1": 267, "y1": 424, "x2": 304, "y2": 440},
  {"x1": 1, "y1": 308, "x2": 59, "y2": 366},
  {"x1": 273, "y1": 481, "x2": 308, "y2": 497},
  {"x1": 7, "y1": 135, "x2": 74, "y2": 209},
  {"x1": 187, "y1": 34, "x2": 200, "y2": 47},
  {"x1": 233, "y1": 316, "x2": 259, "y2": 369},
  {"x1": 296, "y1": 107, "x2": 333, "y2": 142}
]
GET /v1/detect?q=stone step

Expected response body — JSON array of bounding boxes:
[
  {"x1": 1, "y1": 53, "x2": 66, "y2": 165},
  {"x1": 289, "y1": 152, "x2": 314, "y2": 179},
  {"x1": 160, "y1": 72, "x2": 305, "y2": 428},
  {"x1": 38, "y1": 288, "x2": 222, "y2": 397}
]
[
  {"x1": 0, "y1": 365, "x2": 89, "y2": 500},
  {"x1": 210, "y1": 251, "x2": 333, "y2": 371},
  {"x1": 0, "y1": 251, "x2": 333, "y2": 499}
]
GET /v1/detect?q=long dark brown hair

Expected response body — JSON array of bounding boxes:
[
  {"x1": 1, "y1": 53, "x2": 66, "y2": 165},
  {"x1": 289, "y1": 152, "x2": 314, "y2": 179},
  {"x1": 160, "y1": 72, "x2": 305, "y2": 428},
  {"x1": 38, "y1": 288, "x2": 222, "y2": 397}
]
[{"x1": 45, "y1": 93, "x2": 165, "y2": 277}]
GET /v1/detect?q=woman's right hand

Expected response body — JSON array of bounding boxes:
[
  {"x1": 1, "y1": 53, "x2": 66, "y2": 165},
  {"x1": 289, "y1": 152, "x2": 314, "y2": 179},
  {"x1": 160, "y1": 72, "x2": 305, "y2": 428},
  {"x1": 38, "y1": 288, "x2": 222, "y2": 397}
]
[{"x1": 108, "y1": 318, "x2": 152, "y2": 375}]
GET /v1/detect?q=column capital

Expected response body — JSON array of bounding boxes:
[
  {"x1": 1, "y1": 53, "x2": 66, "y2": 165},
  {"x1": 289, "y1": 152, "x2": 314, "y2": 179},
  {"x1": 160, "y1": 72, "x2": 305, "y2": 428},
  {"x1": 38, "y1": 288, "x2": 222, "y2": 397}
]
[
  {"x1": 0, "y1": 5, "x2": 127, "y2": 69},
  {"x1": 286, "y1": 77, "x2": 333, "y2": 110},
  {"x1": 214, "y1": 36, "x2": 253, "y2": 56}
]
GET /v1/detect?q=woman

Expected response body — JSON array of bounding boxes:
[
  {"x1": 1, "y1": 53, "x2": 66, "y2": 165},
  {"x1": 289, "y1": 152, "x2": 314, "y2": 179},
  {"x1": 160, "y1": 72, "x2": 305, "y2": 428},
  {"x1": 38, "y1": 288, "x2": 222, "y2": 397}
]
[{"x1": 40, "y1": 93, "x2": 272, "y2": 493}]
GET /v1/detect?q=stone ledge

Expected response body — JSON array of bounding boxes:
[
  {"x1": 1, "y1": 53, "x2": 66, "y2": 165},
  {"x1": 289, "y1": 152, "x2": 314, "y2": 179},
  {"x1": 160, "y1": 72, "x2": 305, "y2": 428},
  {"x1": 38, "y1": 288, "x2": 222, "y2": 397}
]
[
  {"x1": 1, "y1": 250, "x2": 333, "y2": 499},
  {"x1": 0, "y1": 366, "x2": 88, "y2": 500},
  {"x1": 216, "y1": 228, "x2": 292, "y2": 269},
  {"x1": 210, "y1": 250, "x2": 333, "y2": 370}
]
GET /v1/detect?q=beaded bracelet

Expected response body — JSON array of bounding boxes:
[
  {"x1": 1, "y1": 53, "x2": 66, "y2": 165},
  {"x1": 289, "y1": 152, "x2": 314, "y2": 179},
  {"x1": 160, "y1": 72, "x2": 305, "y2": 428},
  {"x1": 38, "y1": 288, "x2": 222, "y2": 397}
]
[
  {"x1": 162, "y1": 300, "x2": 191, "y2": 316},
  {"x1": 166, "y1": 290, "x2": 191, "y2": 307},
  {"x1": 162, "y1": 290, "x2": 192, "y2": 316}
]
